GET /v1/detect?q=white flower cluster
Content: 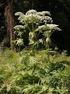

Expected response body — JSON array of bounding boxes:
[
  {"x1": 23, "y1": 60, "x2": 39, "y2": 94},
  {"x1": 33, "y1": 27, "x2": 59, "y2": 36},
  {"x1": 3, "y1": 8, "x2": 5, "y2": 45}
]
[
  {"x1": 37, "y1": 11, "x2": 51, "y2": 16},
  {"x1": 14, "y1": 9, "x2": 61, "y2": 49},
  {"x1": 26, "y1": 9, "x2": 37, "y2": 15},
  {"x1": 15, "y1": 12, "x2": 24, "y2": 16},
  {"x1": 14, "y1": 25, "x2": 24, "y2": 30},
  {"x1": 15, "y1": 9, "x2": 53, "y2": 25},
  {"x1": 14, "y1": 38, "x2": 23, "y2": 46}
]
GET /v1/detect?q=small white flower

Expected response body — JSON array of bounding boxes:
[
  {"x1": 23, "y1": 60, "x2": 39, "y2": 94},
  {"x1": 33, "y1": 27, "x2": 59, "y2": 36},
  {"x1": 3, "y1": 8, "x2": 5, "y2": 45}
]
[{"x1": 39, "y1": 39, "x2": 43, "y2": 43}]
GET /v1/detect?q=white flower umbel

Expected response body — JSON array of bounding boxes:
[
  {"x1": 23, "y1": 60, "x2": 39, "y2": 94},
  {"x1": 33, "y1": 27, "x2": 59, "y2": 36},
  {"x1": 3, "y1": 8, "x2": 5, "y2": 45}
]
[
  {"x1": 26, "y1": 9, "x2": 37, "y2": 15},
  {"x1": 16, "y1": 39, "x2": 23, "y2": 46},
  {"x1": 47, "y1": 24, "x2": 59, "y2": 30},
  {"x1": 14, "y1": 25, "x2": 24, "y2": 30},
  {"x1": 39, "y1": 39, "x2": 43, "y2": 43},
  {"x1": 15, "y1": 12, "x2": 24, "y2": 16},
  {"x1": 37, "y1": 11, "x2": 51, "y2": 16}
]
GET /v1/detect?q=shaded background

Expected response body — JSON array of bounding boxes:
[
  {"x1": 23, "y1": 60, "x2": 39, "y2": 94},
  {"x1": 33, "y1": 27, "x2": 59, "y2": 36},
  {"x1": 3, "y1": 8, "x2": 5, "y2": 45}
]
[{"x1": 0, "y1": 0, "x2": 70, "y2": 52}]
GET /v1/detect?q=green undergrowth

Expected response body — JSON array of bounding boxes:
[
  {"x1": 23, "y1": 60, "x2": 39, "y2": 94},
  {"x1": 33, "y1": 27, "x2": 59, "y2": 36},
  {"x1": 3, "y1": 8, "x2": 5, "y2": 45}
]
[{"x1": 0, "y1": 49, "x2": 70, "y2": 94}]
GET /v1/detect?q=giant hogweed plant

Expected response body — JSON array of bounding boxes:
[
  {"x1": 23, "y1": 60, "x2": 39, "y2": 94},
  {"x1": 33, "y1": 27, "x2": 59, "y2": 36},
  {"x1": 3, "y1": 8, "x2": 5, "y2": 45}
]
[{"x1": 14, "y1": 9, "x2": 61, "y2": 50}]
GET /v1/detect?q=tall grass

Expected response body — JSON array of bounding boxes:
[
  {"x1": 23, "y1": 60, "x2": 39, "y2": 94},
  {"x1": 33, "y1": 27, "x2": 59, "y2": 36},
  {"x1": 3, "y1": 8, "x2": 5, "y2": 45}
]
[{"x1": 0, "y1": 49, "x2": 70, "y2": 94}]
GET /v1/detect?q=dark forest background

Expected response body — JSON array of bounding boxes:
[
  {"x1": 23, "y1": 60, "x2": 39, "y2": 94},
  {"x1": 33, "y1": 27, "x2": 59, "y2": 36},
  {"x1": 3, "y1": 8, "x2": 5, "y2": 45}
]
[{"x1": 0, "y1": 0, "x2": 70, "y2": 52}]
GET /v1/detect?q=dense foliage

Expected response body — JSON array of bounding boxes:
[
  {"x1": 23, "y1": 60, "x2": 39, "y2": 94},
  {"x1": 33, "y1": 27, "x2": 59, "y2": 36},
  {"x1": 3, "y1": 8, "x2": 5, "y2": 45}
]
[{"x1": 0, "y1": 49, "x2": 70, "y2": 94}]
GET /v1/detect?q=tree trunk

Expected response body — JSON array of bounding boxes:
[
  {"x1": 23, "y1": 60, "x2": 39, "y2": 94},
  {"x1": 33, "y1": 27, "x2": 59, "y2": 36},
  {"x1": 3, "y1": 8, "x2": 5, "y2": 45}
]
[{"x1": 4, "y1": 0, "x2": 14, "y2": 49}]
